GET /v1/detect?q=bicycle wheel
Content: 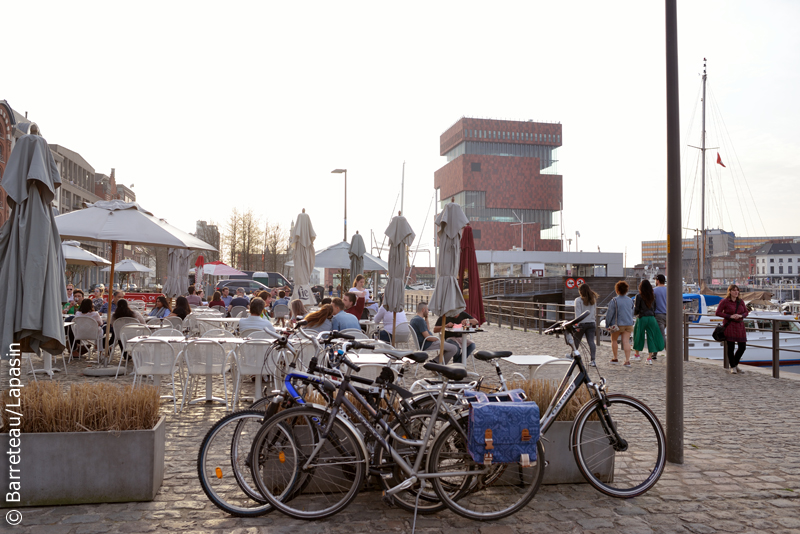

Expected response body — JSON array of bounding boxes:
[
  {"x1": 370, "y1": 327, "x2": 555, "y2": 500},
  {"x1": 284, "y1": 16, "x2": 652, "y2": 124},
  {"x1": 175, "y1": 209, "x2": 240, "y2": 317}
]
[
  {"x1": 572, "y1": 394, "x2": 666, "y2": 498},
  {"x1": 197, "y1": 410, "x2": 273, "y2": 517},
  {"x1": 375, "y1": 409, "x2": 448, "y2": 514},
  {"x1": 250, "y1": 406, "x2": 365, "y2": 520},
  {"x1": 428, "y1": 418, "x2": 545, "y2": 520}
]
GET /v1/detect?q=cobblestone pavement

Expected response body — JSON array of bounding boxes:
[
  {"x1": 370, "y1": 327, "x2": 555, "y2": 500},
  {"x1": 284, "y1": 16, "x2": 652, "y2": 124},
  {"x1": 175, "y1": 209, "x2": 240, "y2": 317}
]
[{"x1": 6, "y1": 323, "x2": 800, "y2": 534}]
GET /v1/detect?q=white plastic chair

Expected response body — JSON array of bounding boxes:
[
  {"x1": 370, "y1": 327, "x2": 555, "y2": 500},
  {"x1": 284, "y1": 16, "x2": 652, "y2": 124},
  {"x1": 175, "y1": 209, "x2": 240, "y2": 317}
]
[
  {"x1": 230, "y1": 306, "x2": 248, "y2": 319},
  {"x1": 130, "y1": 338, "x2": 182, "y2": 413},
  {"x1": 231, "y1": 340, "x2": 274, "y2": 405},
  {"x1": 180, "y1": 340, "x2": 232, "y2": 412},
  {"x1": 146, "y1": 317, "x2": 163, "y2": 326},
  {"x1": 115, "y1": 324, "x2": 151, "y2": 378},
  {"x1": 70, "y1": 317, "x2": 102, "y2": 363},
  {"x1": 182, "y1": 313, "x2": 201, "y2": 337},
  {"x1": 165, "y1": 316, "x2": 183, "y2": 329},
  {"x1": 202, "y1": 328, "x2": 230, "y2": 338},
  {"x1": 339, "y1": 328, "x2": 369, "y2": 340},
  {"x1": 211, "y1": 305, "x2": 226, "y2": 314},
  {"x1": 151, "y1": 328, "x2": 184, "y2": 337},
  {"x1": 272, "y1": 304, "x2": 291, "y2": 322},
  {"x1": 247, "y1": 330, "x2": 281, "y2": 340}
]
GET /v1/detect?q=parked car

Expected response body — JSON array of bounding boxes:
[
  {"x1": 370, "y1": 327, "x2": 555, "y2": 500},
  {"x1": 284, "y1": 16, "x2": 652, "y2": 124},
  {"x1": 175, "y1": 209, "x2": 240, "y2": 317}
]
[{"x1": 215, "y1": 279, "x2": 269, "y2": 295}]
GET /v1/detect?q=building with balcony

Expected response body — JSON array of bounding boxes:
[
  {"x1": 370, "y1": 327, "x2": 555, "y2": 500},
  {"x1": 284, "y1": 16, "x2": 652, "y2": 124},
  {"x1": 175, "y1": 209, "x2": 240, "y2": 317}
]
[{"x1": 434, "y1": 117, "x2": 563, "y2": 252}]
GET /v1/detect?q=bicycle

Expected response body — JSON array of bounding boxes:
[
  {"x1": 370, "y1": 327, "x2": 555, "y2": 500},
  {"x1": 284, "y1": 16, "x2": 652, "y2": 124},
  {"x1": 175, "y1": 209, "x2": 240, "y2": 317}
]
[
  {"x1": 538, "y1": 310, "x2": 667, "y2": 498},
  {"x1": 248, "y1": 339, "x2": 545, "y2": 521}
]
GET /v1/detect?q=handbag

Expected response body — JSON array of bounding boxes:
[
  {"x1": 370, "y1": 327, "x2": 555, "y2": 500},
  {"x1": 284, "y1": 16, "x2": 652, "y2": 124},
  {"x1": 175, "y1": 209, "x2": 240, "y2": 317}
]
[
  {"x1": 468, "y1": 401, "x2": 540, "y2": 466},
  {"x1": 712, "y1": 323, "x2": 727, "y2": 342}
]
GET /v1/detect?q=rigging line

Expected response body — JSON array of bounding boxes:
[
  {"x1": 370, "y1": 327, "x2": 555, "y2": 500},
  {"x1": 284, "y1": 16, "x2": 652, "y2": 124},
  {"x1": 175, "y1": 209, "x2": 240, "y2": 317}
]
[
  {"x1": 681, "y1": 81, "x2": 703, "y2": 187},
  {"x1": 683, "y1": 150, "x2": 702, "y2": 234},
  {"x1": 707, "y1": 84, "x2": 768, "y2": 236},
  {"x1": 376, "y1": 191, "x2": 401, "y2": 257},
  {"x1": 406, "y1": 194, "x2": 435, "y2": 283},
  {"x1": 708, "y1": 93, "x2": 751, "y2": 238}
]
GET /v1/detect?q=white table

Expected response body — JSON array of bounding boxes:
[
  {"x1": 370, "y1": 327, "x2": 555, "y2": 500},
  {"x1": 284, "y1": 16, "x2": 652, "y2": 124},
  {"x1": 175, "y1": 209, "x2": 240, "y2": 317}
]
[
  {"x1": 501, "y1": 355, "x2": 563, "y2": 387},
  {"x1": 445, "y1": 328, "x2": 482, "y2": 363}
]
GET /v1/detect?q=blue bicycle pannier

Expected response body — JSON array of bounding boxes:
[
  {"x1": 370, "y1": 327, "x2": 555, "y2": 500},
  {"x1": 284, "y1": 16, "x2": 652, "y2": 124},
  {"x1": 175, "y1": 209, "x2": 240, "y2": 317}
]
[{"x1": 467, "y1": 401, "x2": 540, "y2": 466}]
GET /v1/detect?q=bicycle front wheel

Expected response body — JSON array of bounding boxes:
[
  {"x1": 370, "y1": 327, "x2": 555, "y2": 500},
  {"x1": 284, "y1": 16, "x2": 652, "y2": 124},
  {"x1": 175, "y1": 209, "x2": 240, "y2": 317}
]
[
  {"x1": 250, "y1": 406, "x2": 365, "y2": 520},
  {"x1": 572, "y1": 394, "x2": 666, "y2": 498},
  {"x1": 197, "y1": 410, "x2": 273, "y2": 517},
  {"x1": 428, "y1": 418, "x2": 545, "y2": 521}
]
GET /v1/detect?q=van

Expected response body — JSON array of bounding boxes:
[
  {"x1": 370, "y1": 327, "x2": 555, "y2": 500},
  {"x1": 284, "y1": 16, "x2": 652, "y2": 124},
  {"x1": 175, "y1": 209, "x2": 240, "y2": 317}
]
[{"x1": 253, "y1": 271, "x2": 292, "y2": 290}]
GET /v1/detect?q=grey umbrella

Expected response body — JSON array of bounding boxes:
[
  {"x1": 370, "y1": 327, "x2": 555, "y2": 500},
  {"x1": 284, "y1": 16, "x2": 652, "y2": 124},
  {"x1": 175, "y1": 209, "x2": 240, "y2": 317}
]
[
  {"x1": 348, "y1": 231, "x2": 366, "y2": 286},
  {"x1": 290, "y1": 209, "x2": 316, "y2": 306},
  {"x1": 384, "y1": 214, "x2": 415, "y2": 345},
  {"x1": 429, "y1": 201, "x2": 469, "y2": 361},
  {"x1": 163, "y1": 248, "x2": 192, "y2": 299},
  {"x1": 0, "y1": 134, "x2": 67, "y2": 359}
]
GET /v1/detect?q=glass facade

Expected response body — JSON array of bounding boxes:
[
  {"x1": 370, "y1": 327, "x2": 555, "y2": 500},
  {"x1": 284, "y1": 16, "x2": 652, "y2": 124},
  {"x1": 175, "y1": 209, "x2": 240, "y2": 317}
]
[
  {"x1": 445, "y1": 141, "x2": 559, "y2": 173},
  {"x1": 441, "y1": 191, "x2": 559, "y2": 239}
]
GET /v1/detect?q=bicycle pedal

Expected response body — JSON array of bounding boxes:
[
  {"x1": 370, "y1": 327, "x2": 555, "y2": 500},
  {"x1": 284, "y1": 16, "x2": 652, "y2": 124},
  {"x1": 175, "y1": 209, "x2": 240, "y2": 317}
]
[{"x1": 381, "y1": 492, "x2": 396, "y2": 507}]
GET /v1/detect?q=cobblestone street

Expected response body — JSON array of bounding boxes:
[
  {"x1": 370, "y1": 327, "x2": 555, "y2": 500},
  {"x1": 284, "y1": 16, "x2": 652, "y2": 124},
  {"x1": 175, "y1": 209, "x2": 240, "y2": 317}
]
[{"x1": 6, "y1": 323, "x2": 800, "y2": 534}]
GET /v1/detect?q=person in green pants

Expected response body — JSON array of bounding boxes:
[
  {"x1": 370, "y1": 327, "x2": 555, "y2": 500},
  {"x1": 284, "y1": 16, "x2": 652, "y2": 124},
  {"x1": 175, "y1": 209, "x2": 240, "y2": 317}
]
[{"x1": 633, "y1": 280, "x2": 665, "y2": 364}]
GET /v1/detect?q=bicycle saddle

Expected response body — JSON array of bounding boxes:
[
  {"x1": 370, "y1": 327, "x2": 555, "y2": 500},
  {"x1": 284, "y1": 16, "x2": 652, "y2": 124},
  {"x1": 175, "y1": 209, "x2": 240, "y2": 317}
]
[
  {"x1": 473, "y1": 350, "x2": 512, "y2": 361},
  {"x1": 563, "y1": 310, "x2": 591, "y2": 328},
  {"x1": 423, "y1": 362, "x2": 469, "y2": 381}
]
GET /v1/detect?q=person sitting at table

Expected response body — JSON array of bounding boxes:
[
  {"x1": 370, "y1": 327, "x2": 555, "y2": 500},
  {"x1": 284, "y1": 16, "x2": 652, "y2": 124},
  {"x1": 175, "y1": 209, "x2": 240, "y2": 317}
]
[
  {"x1": 433, "y1": 310, "x2": 479, "y2": 364},
  {"x1": 99, "y1": 290, "x2": 124, "y2": 315},
  {"x1": 256, "y1": 291, "x2": 274, "y2": 318},
  {"x1": 342, "y1": 291, "x2": 366, "y2": 321},
  {"x1": 110, "y1": 299, "x2": 146, "y2": 328},
  {"x1": 92, "y1": 285, "x2": 106, "y2": 311},
  {"x1": 304, "y1": 304, "x2": 333, "y2": 332},
  {"x1": 74, "y1": 298, "x2": 104, "y2": 356},
  {"x1": 274, "y1": 290, "x2": 290, "y2": 308},
  {"x1": 169, "y1": 296, "x2": 192, "y2": 320},
  {"x1": 220, "y1": 287, "x2": 233, "y2": 307},
  {"x1": 320, "y1": 297, "x2": 332, "y2": 306},
  {"x1": 228, "y1": 288, "x2": 250, "y2": 315},
  {"x1": 149, "y1": 296, "x2": 172, "y2": 319},
  {"x1": 373, "y1": 305, "x2": 409, "y2": 344},
  {"x1": 196, "y1": 289, "x2": 208, "y2": 306},
  {"x1": 331, "y1": 298, "x2": 361, "y2": 331},
  {"x1": 66, "y1": 283, "x2": 75, "y2": 304},
  {"x1": 290, "y1": 299, "x2": 307, "y2": 324},
  {"x1": 207, "y1": 291, "x2": 226, "y2": 310},
  {"x1": 186, "y1": 285, "x2": 202, "y2": 306},
  {"x1": 352, "y1": 275, "x2": 379, "y2": 315},
  {"x1": 238, "y1": 297, "x2": 276, "y2": 333},
  {"x1": 410, "y1": 301, "x2": 458, "y2": 363},
  {"x1": 64, "y1": 289, "x2": 84, "y2": 316}
]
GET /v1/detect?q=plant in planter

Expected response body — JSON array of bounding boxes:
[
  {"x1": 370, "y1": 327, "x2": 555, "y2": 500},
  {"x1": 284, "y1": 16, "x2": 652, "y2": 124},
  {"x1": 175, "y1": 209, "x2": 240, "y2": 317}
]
[{"x1": 1, "y1": 382, "x2": 166, "y2": 507}]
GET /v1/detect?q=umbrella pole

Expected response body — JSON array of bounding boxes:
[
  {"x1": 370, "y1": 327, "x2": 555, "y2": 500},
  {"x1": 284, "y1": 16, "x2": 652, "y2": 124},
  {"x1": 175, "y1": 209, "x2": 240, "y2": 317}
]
[
  {"x1": 439, "y1": 314, "x2": 446, "y2": 364},
  {"x1": 391, "y1": 313, "x2": 396, "y2": 347},
  {"x1": 103, "y1": 241, "x2": 116, "y2": 366}
]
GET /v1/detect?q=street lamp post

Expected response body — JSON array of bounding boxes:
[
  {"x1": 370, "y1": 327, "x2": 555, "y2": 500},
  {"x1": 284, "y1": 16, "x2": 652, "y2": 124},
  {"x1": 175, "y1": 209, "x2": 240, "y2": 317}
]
[{"x1": 331, "y1": 169, "x2": 347, "y2": 241}]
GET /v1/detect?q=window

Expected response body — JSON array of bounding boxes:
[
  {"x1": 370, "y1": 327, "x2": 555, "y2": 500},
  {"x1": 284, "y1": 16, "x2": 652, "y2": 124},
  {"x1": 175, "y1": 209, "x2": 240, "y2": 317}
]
[
  {"x1": 771, "y1": 267, "x2": 775, "y2": 274},
  {"x1": 789, "y1": 258, "x2": 793, "y2": 262},
  {"x1": 779, "y1": 266, "x2": 784, "y2": 274},
  {"x1": 790, "y1": 266, "x2": 794, "y2": 274},
  {"x1": 770, "y1": 258, "x2": 774, "y2": 263},
  {"x1": 471, "y1": 162, "x2": 481, "y2": 172},
  {"x1": 779, "y1": 258, "x2": 784, "y2": 263},
  {"x1": 472, "y1": 229, "x2": 481, "y2": 240}
]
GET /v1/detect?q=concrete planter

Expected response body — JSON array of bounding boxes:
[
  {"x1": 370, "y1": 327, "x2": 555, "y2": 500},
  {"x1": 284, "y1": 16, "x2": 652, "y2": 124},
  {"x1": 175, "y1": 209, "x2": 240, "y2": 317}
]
[
  {"x1": 542, "y1": 420, "x2": 613, "y2": 485},
  {"x1": 1, "y1": 416, "x2": 166, "y2": 507}
]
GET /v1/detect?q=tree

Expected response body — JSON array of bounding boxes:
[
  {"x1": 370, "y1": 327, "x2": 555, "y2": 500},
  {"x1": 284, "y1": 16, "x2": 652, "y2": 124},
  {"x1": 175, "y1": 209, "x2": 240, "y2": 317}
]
[
  {"x1": 264, "y1": 221, "x2": 290, "y2": 273},
  {"x1": 225, "y1": 208, "x2": 242, "y2": 268},
  {"x1": 239, "y1": 210, "x2": 264, "y2": 271}
]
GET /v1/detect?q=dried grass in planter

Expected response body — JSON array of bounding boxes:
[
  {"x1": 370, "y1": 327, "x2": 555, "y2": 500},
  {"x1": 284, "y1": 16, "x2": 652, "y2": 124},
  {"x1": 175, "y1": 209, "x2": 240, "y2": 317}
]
[
  {"x1": 508, "y1": 378, "x2": 595, "y2": 421},
  {"x1": 1, "y1": 382, "x2": 161, "y2": 433}
]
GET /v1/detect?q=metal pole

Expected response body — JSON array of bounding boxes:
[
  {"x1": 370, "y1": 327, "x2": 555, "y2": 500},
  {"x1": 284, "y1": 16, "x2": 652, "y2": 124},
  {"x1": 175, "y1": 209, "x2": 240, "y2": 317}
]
[
  {"x1": 400, "y1": 161, "x2": 405, "y2": 216},
  {"x1": 344, "y1": 170, "x2": 347, "y2": 242},
  {"x1": 700, "y1": 60, "x2": 707, "y2": 285},
  {"x1": 772, "y1": 320, "x2": 780, "y2": 379},
  {"x1": 683, "y1": 312, "x2": 689, "y2": 362},
  {"x1": 665, "y1": 0, "x2": 684, "y2": 465}
]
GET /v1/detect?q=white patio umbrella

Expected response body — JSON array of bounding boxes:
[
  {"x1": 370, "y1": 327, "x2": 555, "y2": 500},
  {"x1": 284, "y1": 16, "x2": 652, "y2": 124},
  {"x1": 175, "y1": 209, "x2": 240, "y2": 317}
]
[
  {"x1": 384, "y1": 214, "x2": 415, "y2": 345},
  {"x1": 62, "y1": 240, "x2": 111, "y2": 267},
  {"x1": 100, "y1": 259, "x2": 153, "y2": 273},
  {"x1": 290, "y1": 209, "x2": 316, "y2": 306},
  {"x1": 286, "y1": 241, "x2": 388, "y2": 271},
  {"x1": 429, "y1": 201, "x2": 469, "y2": 362},
  {"x1": 202, "y1": 262, "x2": 246, "y2": 277},
  {"x1": 55, "y1": 200, "x2": 217, "y2": 371},
  {"x1": 0, "y1": 134, "x2": 67, "y2": 360}
]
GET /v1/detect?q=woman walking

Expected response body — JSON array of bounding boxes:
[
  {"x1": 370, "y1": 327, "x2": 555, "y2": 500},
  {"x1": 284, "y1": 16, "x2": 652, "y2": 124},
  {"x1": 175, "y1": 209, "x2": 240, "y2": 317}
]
[
  {"x1": 574, "y1": 283, "x2": 599, "y2": 367},
  {"x1": 633, "y1": 280, "x2": 665, "y2": 365},
  {"x1": 605, "y1": 281, "x2": 635, "y2": 367},
  {"x1": 715, "y1": 284, "x2": 749, "y2": 374}
]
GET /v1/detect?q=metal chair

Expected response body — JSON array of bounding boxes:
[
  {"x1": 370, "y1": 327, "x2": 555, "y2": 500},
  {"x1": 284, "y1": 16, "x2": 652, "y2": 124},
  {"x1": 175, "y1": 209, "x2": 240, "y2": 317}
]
[
  {"x1": 165, "y1": 316, "x2": 183, "y2": 329},
  {"x1": 151, "y1": 328, "x2": 184, "y2": 337},
  {"x1": 247, "y1": 330, "x2": 281, "y2": 340},
  {"x1": 180, "y1": 340, "x2": 232, "y2": 412},
  {"x1": 182, "y1": 313, "x2": 201, "y2": 337},
  {"x1": 272, "y1": 304, "x2": 291, "y2": 322},
  {"x1": 130, "y1": 338, "x2": 182, "y2": 414},
  {"x1": 111, "y1": 317, "x2": 139, "y2": 355},
  {"x1": 146, "y1": 317, "x2": 163, "y2": 325},
  {"x1": 201, "y1": 328, "x2": 230, "y2": 338},
  {"x1": 70, "y1": 316, "x2": 102, "y2": 363},
  {"x1": 339, "y1": 328, "x2": 369, "y2": 340},
  {"x1": 115, "y1": 324, "x2": 151, "y2": 378},
  {"x1": 231, "y1": 340, "x2": 274, "y2": 405},
  {"x1": 211, "y1": 305, "x2": 226, "y2": 314},
  {"x1": 229, "y1": 306, "x2": 248, "y2": 319}
]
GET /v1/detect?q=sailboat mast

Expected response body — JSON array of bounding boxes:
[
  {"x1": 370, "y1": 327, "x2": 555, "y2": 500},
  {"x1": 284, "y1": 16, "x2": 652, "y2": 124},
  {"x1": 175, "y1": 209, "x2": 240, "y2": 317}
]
[
  {"x1": 401, "y1": 161, "x2": 405, "y2": 216},
  {"x1": 700, "y1": 59, "x2": 707, "y2": 284}
]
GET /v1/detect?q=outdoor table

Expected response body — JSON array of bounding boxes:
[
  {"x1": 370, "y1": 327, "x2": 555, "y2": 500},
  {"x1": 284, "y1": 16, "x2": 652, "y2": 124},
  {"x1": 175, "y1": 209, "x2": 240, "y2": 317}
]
[
  {"x1": 360, "y1": 319, "x2": 377, "y2": 338},
  {"x1": 30, "y1": 321, "x2": 76, "y2": 376},
  {"x1": 445, "y1": 327, "x2": 482, "y2": 362},
  {"x1": 501, "y1": 355, "x2": 562, "y2": 388}
]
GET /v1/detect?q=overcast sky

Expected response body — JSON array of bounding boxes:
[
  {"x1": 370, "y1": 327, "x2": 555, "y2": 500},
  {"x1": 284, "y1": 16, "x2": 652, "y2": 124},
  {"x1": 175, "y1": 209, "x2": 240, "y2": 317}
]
[{"x1": 4, "y1": 0, "x2": 798, "y2": 266}]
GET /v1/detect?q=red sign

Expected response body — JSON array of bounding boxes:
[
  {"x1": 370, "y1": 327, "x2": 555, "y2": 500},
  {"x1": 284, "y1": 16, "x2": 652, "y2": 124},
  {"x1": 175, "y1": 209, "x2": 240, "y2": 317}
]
[
  {"x1": 124, "y1": 293, "x2": 162, "y2": 304},
  {"x1": 565, "y1": 278, "x2": 576, "y2": 289},
  {"x1": 576, "y1": 278, "x2": 585, "y2": 287}
]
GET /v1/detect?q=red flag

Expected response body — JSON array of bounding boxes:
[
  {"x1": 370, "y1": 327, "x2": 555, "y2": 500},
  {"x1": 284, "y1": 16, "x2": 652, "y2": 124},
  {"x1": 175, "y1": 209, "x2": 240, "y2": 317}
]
[{"x1": 716, "y1": 153, "x2": 726, "y2": 167}]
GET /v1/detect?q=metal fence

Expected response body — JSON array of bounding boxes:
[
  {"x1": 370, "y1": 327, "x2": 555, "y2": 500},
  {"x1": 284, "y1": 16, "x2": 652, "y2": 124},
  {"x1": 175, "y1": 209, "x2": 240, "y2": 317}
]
[{"x1": 481, "y1": 277, "x2": 564, "y2": 298}]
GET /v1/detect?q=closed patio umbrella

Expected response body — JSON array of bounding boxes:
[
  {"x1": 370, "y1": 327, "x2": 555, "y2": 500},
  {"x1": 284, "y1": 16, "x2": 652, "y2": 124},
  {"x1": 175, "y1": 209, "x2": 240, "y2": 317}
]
[
  {"x1": 55, "y1": 200, "x2": 216, "y2": 371},
  {"x1": 349, "y1": 231, "x2": 366, "y2": 286},
  {"x1": 163, "y1": 248, "x2": 192, "y2": 299},
  {"x1": 384, "y1": 213, "x2": 415, "y2": 344},
  {"x1": 290, "y1": 209, "x2": 316, "y2": 306},
  {"x1": 195, "y1": 255, "x2": 205, "y2": 295},
  {"x1": 429, "y1": 201, "x2": 469, "y2": 362},
  {"x1": 0, "y1": 134, "x2": 67, "y2": 359},
  {"x1": 459, "y1": 224, "x2": 485, "y2": 325}
]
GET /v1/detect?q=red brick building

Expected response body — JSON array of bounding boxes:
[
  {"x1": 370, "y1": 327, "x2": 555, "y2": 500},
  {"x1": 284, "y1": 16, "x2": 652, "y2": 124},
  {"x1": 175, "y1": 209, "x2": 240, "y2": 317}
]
[{"x1": 434, "y1": 118, "x2": 563, "y2": 252}]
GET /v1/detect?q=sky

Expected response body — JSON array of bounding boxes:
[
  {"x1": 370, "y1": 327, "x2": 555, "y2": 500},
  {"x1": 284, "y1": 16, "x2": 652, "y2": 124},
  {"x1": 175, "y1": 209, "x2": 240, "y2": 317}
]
[{"x1": 4, "y1": 0, "x2": 799, "y2": 267}]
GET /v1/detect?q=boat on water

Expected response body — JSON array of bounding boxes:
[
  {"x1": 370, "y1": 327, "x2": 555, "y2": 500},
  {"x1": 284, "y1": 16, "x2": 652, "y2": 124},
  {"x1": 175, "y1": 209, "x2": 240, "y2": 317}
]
[{"x1": 684, "y1": 293, "x2": 800, "y2": 366}]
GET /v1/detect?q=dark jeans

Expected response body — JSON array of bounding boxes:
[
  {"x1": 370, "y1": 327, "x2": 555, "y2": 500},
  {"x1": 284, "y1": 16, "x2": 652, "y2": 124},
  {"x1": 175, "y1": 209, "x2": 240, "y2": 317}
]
[
  {"x1": 726, "y1": 341, "x2": 747, "y2": 368},
  {"x1": 379, "y1": 329, "x2": 392, "y2": 343},
  {"x1": 574, "y1": 323, "x2": 597, "y2": 362},
  {"x1": 446, "y1": 338, "x2": 475, "y2": 364}
]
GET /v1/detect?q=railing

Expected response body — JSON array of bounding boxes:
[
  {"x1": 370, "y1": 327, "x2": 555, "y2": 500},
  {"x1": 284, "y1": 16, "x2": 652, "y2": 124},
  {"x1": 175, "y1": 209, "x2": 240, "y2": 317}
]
[
  {"x1": 481, "y1": 277, "x2": 564, "y2": 299},
  {"x1": 682, "y1": 313, "x2": 800, "y2": 378},
  {"x1": 483, "y1": 299, "x2": 608, "y2": 343}
]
